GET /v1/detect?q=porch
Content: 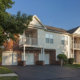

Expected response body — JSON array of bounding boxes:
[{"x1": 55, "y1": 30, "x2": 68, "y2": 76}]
[
  {"x1": 73, "y1": 35, "x2": 80, "y2": 50},
  {"x1": 19, "y1": 46, "x2": 56, "y2": 66},
  {"x1": 72, "y1": 35, "x2": 80, "y2": 63},
  {"x1": 74, "y1": 50, "x2": 80, "y2": 64}
]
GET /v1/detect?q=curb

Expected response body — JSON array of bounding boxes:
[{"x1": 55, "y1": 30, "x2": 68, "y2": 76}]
[{"x1": 0, "y1": 73, "x2": 18, "y2": 77}]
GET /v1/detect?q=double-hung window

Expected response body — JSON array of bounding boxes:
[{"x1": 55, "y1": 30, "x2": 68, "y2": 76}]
[
  {"x1": 50, "y1": 35, "x2": 53, "y2": 44},
  {"x1": 61, "y1": 37, "x2": 65, "y2": 45},
  {"x1": 46, "y1": 34, "x2": 49, "y2": 43},
  {"x1": 45, "y1": 34, "x2": 53, "y2": 44}
]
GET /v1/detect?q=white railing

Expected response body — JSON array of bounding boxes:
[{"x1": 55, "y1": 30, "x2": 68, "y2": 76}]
[
  {"x1": 19, "y1": 37, "x2": 38, "y2": 46},
  {"x1": 74, "y1": 43, "x2": 80, "y2": 49}
]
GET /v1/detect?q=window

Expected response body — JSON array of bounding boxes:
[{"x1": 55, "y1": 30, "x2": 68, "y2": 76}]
[
  {"x1": 61, "y1": 36, "x2": 65, "y2": 45},
  {"x1": 46, "y1": 34, "x2": 49, "y2": 43},
  {"x1": 50, "y1": 39, "x2": 53, "y2": 43},
  {"x1": 50, "y1": 35, "x2": 53, "y2": 43},
  {"x1": 61, "y1": 40, "x2": 65, "y2": 45},
  {"x1": 46, "y1": 38, "x2": 49, "y2": 43},
  {"x1": 45, "y1": 34, "x2": 53, "y2": 44}
]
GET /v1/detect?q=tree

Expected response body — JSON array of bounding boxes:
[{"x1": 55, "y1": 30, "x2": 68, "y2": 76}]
[
  {"x1": 68, "y1": 58, "x2": 74, "y2": 64},
  {"x1": 0, "y1": 27, "x2": 7, "y2": 45},
  {"x1": 0, "y1": 0, "x2": 32, "y2": 46},
  {"x1": 57, "y1": 54, "x2": 67, "y2": 67},
  {"x1": 0, "y1": 0, "x2": 14, "y2": 46}
]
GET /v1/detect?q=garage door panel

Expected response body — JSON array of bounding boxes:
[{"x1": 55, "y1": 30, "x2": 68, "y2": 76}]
[
  {"x1": 26, "y1": 53, "x2": 34, "y2": 65},
  {"x1": 45, "y1": 54, "x2": 49, "y2": 64},
  {"x1": 39, "y1": 53, "x2": 49, "y2": 64},
  {"x1": 12, "y1": 53, "x2": 17, "y2": 65},
  {"x1": 39, "y1": 53, "x2": 43, "y2": 60},
  {"x1": 2, "y1": 52, "x2": 12, "y2": 65},
  {"x1": 2, "y1": 51, "x2": 17, "y2": 65}
]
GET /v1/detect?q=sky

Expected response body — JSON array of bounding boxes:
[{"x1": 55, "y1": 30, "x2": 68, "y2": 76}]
[{"x1": 7, "y1": 0, "x2": 80, "y2": 30}]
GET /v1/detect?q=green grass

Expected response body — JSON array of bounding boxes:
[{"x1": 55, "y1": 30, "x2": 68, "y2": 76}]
[
  {"x1": 64, "y1": 64, "x2": 80, "y2": 68},
  {"x1": 0, "y1": 76, "x2": 18, "y2": 80},
  {"x1": 0, "y1": 67, "x2": 13, "y2": 74}
]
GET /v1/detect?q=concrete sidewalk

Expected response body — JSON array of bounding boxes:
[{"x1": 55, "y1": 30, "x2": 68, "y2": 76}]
[{"x1": 0, "y1": 73, "x2": 18, "y2": 77}]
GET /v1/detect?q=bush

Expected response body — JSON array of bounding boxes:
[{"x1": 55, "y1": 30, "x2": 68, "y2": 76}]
[
  {"x1": 0, "y1": 53, "x2": 2, "y2": 62},
  {"x1": 68, "y1": 58, "x2": 74, "y2": 64},
  {"x1": 57, "y1": 54, "x2": 68, "y2": 64}
]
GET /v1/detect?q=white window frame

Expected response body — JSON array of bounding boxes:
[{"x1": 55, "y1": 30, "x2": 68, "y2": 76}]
[
  {"x1": 61, "y1": 36, "x2": 65, "y2": 45},
  {"x1": 45, "y1": 34, "x2": 53, "y2": 44}
]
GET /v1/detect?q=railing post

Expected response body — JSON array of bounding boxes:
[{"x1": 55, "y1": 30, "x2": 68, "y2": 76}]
[{"x1": 30, "y1": 38, "x2": 31, "y2": 45}]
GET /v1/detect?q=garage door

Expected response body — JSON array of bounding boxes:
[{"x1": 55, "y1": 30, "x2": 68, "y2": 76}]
[
  {"x1": 39, "y1": 53, "x2": 49, "y2": 64},
  {"x1": 25, "y1": 53, "x2": 34, "y2": 65},
  {"x1": 44, "y1": 54, "x2": 49, "y2": 64},
  {"x1": 2, "y1": 51, "x2": 17, "y2": 65},
  {"x1": 39, "y1": 53, "x2": 43, "y2": 60}
]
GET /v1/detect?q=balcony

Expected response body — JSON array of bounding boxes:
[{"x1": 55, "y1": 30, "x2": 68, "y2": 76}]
[
  {"x1": 74, "y1": 43, "x2": 80, "y2": 49},
  {"x1": 19, "y1": 37, "x2": 38, "y2": 46}
]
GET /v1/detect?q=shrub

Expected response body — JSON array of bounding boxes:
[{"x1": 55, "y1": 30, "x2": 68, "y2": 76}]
[
  {"x1": 57, "y1": 54, "x2": 68, "y2": 64},
  {"x1": 68, "y1": 58, "x2": 74, "y2": 64},
  {"x1": 0, "y1": 54, "x2": 2, "y2": 61}
]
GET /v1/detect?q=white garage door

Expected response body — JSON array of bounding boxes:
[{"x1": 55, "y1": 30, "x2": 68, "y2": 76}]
[
  {"x1": 2, "y1": 51, "x2": 17, "y2": 65},
  {"x1": 39, "y1": 53, "x2": 43, "y2": 60},
  {"x1": 39, "y1": 53, "x2": 49, "y2": 64},
  {"x1": 45, "y1": 54, "x2": 49, "y2": 64},
  {"x1": 25, "y1": 53, "x2": 34, "y2": 65}
]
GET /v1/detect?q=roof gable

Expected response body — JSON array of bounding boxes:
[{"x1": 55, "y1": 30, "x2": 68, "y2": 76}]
[
  {"x1": 29, "y1": 15, "x2": 46, "y2": 29},
  {"x1": 67, "y1": 27, "x2": 80, "y2": 34},
  {"x1": 74, "y1": 27, "x2": 80, "y2": 34}
]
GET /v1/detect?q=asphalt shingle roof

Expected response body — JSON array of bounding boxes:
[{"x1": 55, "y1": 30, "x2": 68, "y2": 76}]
[
  {"x1": 45, "y1": 25, "x2": 80, "y2": 34},
  {"x1": 67, "y1": 27, "x2": 80, "y2": 33},
  {"x1": 45, "y1": 25, "x2": 67, "y2": 33}
]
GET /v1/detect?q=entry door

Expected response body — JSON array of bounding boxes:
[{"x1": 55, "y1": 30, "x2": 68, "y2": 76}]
[
  {"x1": 45, "y1": 54, "x2": 49, "y2": 64},
  {"x1": 26, "y1": 53, "x2": 34, "y2": 65}
]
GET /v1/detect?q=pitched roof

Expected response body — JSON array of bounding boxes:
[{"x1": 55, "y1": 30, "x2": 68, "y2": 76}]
[
  {"x1": 67, "y1": 26, "x2": 80, "y2": 33},
  {"x1": 45, "y1": 25, "x2": 67, "y2": 33}
]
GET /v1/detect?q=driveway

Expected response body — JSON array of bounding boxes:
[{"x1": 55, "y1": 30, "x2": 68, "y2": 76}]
[{"x1": 7, "y1": 65, "x2": 80, "y2": 80}]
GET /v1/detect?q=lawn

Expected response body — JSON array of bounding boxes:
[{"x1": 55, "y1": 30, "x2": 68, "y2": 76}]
[
  {"x1": 64, "y1": 64, "x2": 80, "y2": 68},
  {"x1": 0, "y1": 76, "x2": 18, "y2": 80},
  {"x1": 0, "y1": 67, "x2": 18, "y2": 80},
  {"x1": 0, "y1": 66, "x2": 13, "y2": 74}
]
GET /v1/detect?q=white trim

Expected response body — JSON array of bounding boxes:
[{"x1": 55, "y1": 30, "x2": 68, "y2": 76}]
[{"x1": 23, "y1": 45, "x2": 26, "y2": 61}]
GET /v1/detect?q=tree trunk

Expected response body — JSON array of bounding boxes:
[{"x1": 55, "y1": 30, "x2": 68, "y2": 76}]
[{"x1": 61, "y1": 59, "x2": 63, "y2": 67}]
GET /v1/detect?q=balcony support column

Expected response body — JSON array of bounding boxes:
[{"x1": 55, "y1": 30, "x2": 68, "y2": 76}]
[
  {"x1": 41, "y1": 48, "x2": 43, "y2": 60},
  {"x1": 41, "y1": 48, "x2": 45, "y2": 61},
  {"x1": 42, "y1": 48, "x2": 45, "y2": 61},
  {"x1": 23, "y1": 45, "x2": 26, "y2": 61},
  {"x1": 73, "y1": 35, "x2": 74, "y2": 58}
]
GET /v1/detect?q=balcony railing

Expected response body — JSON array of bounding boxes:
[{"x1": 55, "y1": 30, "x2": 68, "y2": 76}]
[
  {"x1": 19, "y1": 37, "x2": 38, "y2": 46},
  {"x1": 74, "y1": 43, "x2": 80, "y2": 49}
]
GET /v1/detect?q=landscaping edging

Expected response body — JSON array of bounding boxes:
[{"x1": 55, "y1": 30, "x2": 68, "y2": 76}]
[{"x1": 0, "y1": 73, "x2": 18, "y2": 77}]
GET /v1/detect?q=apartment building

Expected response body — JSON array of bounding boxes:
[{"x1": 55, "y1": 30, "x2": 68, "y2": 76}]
[{"x1": 2, "y1": 15, "x2": 80, "y2": 65}]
